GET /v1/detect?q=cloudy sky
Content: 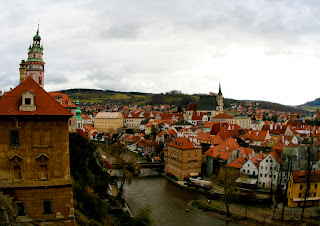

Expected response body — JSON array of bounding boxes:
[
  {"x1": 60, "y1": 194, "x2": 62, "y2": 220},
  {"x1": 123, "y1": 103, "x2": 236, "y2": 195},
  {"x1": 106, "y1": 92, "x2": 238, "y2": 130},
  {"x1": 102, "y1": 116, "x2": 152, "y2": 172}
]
[{"x1": 1, "y1": 0, "x2": 320, "y2": 106}]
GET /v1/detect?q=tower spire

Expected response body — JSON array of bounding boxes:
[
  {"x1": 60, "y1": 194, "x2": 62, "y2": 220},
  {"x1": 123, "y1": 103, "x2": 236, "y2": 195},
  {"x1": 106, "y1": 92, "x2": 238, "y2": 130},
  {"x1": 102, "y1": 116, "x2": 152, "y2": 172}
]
[{"x1": 218, "y1": 82, "x2": 222, "y2": 94}]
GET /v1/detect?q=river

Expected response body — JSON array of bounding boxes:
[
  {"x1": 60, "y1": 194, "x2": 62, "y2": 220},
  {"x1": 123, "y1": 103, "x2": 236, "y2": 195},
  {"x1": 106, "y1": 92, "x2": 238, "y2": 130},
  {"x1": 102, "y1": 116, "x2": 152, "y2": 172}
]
[{"x1": 123, "y1": 173, "x2": 238, "y2": 226}]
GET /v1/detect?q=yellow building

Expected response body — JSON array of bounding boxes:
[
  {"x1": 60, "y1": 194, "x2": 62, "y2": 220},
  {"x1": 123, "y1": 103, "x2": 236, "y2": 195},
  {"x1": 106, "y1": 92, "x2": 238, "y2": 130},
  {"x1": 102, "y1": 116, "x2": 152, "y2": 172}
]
[
  {"x1": 0, "y1": 77, "x2": 75, "y2": 225},
  {"x1": 94, "y1": 112, "x2": 124, "y2": 133},
  {"x1": 287, "y1": 170, "x2": 320, "y2": 207},
  {"x1": 166, "y1": 137, "x2": 202, "y2": 180}
]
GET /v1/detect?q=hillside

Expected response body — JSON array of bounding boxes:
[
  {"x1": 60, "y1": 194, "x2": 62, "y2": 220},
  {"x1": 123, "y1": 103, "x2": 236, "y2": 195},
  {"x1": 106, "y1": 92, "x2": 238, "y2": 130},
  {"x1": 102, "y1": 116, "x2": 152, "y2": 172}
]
[
  {"x1": 59, "y1": 88, "x2": 304, "y2": 113},
  {"x1": 298, "y1": 98, "x2": 320, "y2": 112}
]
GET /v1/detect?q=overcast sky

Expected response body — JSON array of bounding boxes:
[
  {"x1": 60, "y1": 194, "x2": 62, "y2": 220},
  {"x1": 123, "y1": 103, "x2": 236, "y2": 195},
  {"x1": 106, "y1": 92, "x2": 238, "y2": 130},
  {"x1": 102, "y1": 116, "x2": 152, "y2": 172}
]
[{"x1": 1, "y1": 0, "x2": 320, "y2": 106}]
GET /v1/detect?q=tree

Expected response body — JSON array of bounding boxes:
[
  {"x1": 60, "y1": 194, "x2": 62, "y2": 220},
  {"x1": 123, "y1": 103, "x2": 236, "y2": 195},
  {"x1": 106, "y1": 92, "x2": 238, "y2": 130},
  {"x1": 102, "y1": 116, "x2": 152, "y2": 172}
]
[
  {"x1": 218, "y1": 167, "x2": 238, "y2": 217},
  {"x1": 301, "y1": 145, "x2": 312, "y2": 222},
  {"x1": 110, "y1": 142, "x2": 136, "y2": 203}
]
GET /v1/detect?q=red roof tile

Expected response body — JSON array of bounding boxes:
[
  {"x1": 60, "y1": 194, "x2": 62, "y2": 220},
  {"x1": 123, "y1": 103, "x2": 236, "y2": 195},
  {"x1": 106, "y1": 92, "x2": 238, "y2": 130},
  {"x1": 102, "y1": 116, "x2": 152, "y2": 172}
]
[
  {"x1": 292, "y1": 170, "x2": 320, "y2": 183},
  {"x1": 226, "y1": 157, "x2": 246, "y2": 168},
  {"x1": 0, "y1": 77, "x2": 73, "y2": 117},
  {"x1": 167, "y1": 137, "x2": 199, "y2": 149},
  {"x1": 48, "y1": 92, "x2": 77, "y2": 108}
]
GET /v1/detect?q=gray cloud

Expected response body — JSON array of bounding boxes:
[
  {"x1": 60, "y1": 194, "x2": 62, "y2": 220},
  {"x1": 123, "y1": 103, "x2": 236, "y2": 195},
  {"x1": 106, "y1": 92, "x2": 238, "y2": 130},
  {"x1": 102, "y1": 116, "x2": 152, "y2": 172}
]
[{"x1": 1, "y1": 0, "x2": 320, "y2": 105}]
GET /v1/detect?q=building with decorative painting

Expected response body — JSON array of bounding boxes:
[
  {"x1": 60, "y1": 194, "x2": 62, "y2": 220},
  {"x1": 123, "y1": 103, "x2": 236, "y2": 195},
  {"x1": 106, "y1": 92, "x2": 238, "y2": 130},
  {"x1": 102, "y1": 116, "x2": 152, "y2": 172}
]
[{"x1": 20, "y1": 25, "x2": 45, "y2": 88}]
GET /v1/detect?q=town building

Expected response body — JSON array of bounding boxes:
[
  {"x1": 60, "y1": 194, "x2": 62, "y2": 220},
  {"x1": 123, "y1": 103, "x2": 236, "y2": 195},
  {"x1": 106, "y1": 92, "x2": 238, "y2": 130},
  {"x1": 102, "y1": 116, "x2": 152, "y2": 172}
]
[
  {"x1": 0, "y1": 77, "x2": 75, "y2": 224},
  {"x1": 94, "y1": 112, "x2": 124, "y2": 133},
  {"x1": 185, "y1": 84, "x2": 224, "y2": 122},
  {"x1": 257, "y1": 151, "x2": 280, "y2": 188},
  {"x1": 48, "y1": 92, "x2": 77, "y2": 132},
  {"x1": 287, "y1": 170, "x2": 320, "y2": 207},
  {"x1": 166, "y1": 137, "x2": 202, "y2": 180}
]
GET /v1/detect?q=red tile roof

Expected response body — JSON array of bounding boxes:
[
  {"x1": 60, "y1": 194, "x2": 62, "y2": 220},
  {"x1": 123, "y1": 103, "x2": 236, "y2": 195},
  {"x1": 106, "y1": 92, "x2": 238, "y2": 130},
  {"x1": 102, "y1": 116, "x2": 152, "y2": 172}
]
[
  {"x1": 48, "y1": 92, "x2": 77, "y2": 108},
  {"x1": 213, "y1": 113, "x2": 235, "y2": 119},
  {"x1": 205, "y1": 138, "x2": 240, "y2": 160},
  {"x1": 292, "y1": 170, "x2": 320, "y2": 183},
  {"x1": 226, "y1": 157, "x2": 246, "y2": 169},
  {"x1": 0, "y1": 77, "x2": 73, "y2": 117},
  {"x1": 167, "y1": 137, "x2": 199, "y2": 149},
  {"x1": 250, "y1": 153, "x2": 265, "y2": 167},
  {"x1": 196, "y1": 132, "x2": 223, "y2": 145}
]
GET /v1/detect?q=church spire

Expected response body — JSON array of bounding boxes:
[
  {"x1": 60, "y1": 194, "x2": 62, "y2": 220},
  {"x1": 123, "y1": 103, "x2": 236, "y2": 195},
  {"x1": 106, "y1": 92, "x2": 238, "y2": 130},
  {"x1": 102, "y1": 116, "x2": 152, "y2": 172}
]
[{"x1": 218, "y1": 82, "x2": 222, "y2": 95}]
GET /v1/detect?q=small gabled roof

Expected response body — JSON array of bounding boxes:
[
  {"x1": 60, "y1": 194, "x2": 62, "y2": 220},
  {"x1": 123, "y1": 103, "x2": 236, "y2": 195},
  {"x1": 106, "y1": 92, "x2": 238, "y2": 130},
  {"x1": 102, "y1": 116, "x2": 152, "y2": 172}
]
[
  {"x1": 226, "y1": 157, "x2": 246, "y2": 169},
  {"x1": 250, "y1": 153, "x2": 265, "y2": 167},
  {"x1": 48, "y1": 92, "x2": 77, "y2": 108},
  {"x1": 0, "y1": 77, "x2": 73, "y2": 117}
]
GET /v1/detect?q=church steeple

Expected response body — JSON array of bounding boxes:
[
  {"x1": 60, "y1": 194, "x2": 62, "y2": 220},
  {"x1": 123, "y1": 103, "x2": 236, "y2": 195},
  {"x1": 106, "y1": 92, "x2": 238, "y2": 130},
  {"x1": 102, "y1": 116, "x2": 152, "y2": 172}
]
[
  {"x1": 20, "y1": 25, "x2": 45, "y2": 88},
  {"x1": 217, "y1": 82, "x2": 223, "y2": 112}
]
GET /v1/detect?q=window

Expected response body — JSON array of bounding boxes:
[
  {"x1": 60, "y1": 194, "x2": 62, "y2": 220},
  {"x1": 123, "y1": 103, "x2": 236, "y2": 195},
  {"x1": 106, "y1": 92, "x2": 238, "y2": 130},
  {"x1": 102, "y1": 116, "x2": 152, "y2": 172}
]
[
  {"x1": 300, "y1": 185, "x2": 303, "y2": 190},
  {"x1": 260, "y1": 174, "x2": 262, "y2": 177},
  {"x1": 188, "y1": 156, "x2": 190, "y2": 161},
  {"x1": 16, "y1": 202, "x2": 26, "y2": 216},
  {"x1": 315, "y1": 184, "x2": 318, "y2": 189},
  {"x1": 11, "y1": 131, "x2": 19, "y2": 146},
  {"x1": 42, "y1": 200, "x2": 52, "y2": 214},
  {"x1": 265, "y1": 174, "x2": 267, "y2": 177},
  {"x1": 25, "y1": 98, "x2": 31, "y2": 105},
  {"x1": 188, "y1": 163, "x2": 190, "y2": 168},
  {"x1": 247, "y1": 170, "x2": 250, "y2": 174},
  {"x1": 299, "y1": 193, "x2": 302, "y2": 198},
  {"x1": 195, "y1": 162, "x2": 198, "y2": 167},
  {"x1": 13, "y1": 166, "x2": 22, "y2": 180}
]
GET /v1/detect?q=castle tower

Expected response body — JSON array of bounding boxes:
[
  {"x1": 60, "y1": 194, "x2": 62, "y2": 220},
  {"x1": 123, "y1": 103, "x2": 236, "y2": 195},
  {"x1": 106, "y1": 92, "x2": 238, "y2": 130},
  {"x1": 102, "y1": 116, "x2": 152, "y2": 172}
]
[{"x1": 20, "y1": 25, "x2": 45, "y2": 88}]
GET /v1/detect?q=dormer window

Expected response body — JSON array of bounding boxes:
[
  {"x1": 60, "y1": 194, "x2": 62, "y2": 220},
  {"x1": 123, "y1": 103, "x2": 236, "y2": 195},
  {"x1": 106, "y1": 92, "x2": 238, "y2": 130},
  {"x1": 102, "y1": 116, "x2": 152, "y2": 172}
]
[
  {"x1": 25, "y1": 98, "x2": 31, "y2": 105},
  {"x1": 19, "y1": 91, "x2": 36, "y2": 111}
]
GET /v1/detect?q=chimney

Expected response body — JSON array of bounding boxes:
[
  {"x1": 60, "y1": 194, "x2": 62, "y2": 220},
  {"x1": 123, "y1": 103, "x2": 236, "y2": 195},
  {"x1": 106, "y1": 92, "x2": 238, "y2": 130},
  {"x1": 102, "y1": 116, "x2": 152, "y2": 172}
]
[
  {"x1": 270, "y1": 124, "x2": 273, "y2": 130},
  {"x1": 10, "y1": 88, "x2": 12, "y2": 92}
]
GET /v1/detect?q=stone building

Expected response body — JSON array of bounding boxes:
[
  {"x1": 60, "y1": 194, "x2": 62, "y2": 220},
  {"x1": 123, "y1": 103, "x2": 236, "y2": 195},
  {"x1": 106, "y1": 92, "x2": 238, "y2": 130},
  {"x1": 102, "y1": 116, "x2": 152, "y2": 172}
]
[
  {"x1": 94, "y1": 112, "x2": 124, "y2": 133},
  {"x1": 185, "y1": 83, "x2": 224, "y2": 122},
  {"x1": 0, "y1": 77, "x2": 75, "y2": 225},
  {"x1": 166, "y1": 137, "x2": 202, "y2": 180}
]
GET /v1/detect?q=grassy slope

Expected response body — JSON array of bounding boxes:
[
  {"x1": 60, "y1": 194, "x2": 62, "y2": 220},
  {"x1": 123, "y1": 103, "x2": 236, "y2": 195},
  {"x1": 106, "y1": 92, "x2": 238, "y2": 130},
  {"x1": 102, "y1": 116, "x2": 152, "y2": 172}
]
[{"x1": 61, "y1": 88, "x2": 303, "y2": 112}]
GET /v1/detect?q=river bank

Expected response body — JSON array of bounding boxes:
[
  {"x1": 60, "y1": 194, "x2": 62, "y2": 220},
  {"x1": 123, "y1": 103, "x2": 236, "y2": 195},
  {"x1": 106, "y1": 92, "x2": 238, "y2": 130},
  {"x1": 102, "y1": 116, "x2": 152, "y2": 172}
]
[{"x1": 163, "y1": 174, "x2": 320, "y2": 225}]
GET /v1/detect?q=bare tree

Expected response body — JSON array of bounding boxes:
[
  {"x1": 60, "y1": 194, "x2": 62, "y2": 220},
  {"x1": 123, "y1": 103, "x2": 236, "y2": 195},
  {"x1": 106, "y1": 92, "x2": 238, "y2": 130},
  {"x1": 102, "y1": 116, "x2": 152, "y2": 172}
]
[
  {"x1": 110, "y1": 142, "x2": 136, "y2": 204},
  {"x1": 301, "y1": 146, "x2": 312, "y2": 222},
  {"x1": 218, "y1": 167, "x2": 238, "y2": 217}
]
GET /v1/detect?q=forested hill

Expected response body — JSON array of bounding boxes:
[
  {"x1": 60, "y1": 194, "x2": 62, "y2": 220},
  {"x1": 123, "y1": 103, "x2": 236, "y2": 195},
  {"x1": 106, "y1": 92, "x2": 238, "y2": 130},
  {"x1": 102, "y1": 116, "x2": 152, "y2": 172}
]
[
  {"x1": 59, "y1": 88, "x2": 305, "y2": 113},
  {"x1": 297, "y1": 98, "x2": 320, "y2": 112}
]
